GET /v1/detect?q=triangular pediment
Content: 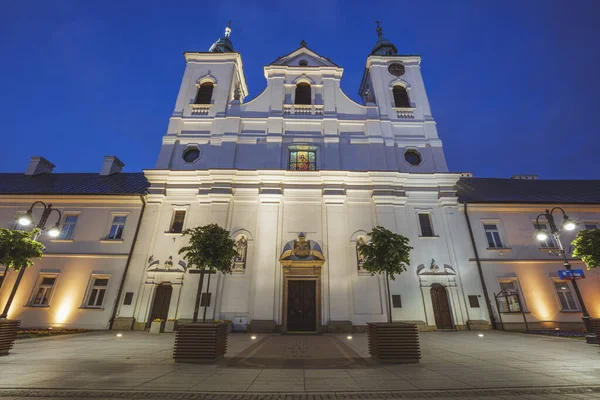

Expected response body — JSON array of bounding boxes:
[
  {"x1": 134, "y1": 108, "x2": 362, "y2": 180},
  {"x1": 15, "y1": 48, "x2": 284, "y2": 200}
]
[{"x1": 270, "y1": 46, "x2": 338, "y2": 67}]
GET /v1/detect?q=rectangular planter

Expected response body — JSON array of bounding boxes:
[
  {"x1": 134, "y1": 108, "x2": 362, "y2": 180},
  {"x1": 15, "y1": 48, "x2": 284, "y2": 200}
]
[
  {"x1": 173, "y1": 322, "x2": 228, "y2": 363},
  {"x1": 368, "y1": 322, "x2": 421, "y2": 364},
  {"x1": 149, "y1": 321, "x2": 161, "y2": 335},
  {"x1": 0, "y1": 319, "x2": 21, "y2": 356},
  {"x1": 590, "y1": 319, "x2": 600, "y2": 346},
  {"x1": 164, "y1": 320, "x2": 175, "y2": 333}
]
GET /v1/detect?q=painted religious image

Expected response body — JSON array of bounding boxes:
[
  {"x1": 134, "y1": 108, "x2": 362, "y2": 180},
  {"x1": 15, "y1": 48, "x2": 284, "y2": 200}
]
[
  {"x1": 289, "y1": 150, "x2": 316, "y2": 171},
  {"x1": 356, "y1": 237, "x2": 368, "y2": 274},
  {"x1": 232, "y1": 236, "x2": 248, "y2": 273}
]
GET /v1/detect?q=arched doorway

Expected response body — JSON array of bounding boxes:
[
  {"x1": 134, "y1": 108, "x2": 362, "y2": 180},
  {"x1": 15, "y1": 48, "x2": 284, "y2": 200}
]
[
  {"x1": 430, "y1": 284, "x2": 453, "y2": 330},
  {"x1": 148, "y1": 283, "x2": 172, "y2": 332}
]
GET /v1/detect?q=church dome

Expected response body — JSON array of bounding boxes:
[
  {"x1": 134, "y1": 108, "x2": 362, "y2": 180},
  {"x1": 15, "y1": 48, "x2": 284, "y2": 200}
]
[
  {"x1": 371, "y1": 23, "x2": 398, "y2": 56},
  {"x1": 209, "y1": 23, "x2": 235, "y2": 53}
]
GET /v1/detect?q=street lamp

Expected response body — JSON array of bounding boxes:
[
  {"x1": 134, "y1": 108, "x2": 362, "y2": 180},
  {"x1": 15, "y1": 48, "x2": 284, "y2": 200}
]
[
  {"x1": 0, "y1": 201, "x2": 62, "y2": 319},
  {"x1": 535, "y1": 207, "x2": 594, "y2": 343}
]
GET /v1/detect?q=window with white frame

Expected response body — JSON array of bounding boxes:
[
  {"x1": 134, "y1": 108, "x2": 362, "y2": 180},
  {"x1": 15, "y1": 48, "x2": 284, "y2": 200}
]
[
  {"x1": 418, "y1": 213, "x2": 434, "y2": 237},
  {"x1": 584, "y1": 223, "x2": 598, "y2": 230},
  {"x1": 106, "y1": 215, "x2": 127, "y2": 240},
  {"x1": 84, "y1": 276, "x2": 110, "y2": 308},
  {"x1": 553, "y1": 281, "x2": 579, "y2": 311},
  {"x1": 58, "y1": 215, "x2": 78, "y2": 240},
  {"x1": 497, "y1": 281, "x2": 523, "y2": 312},
  {"x1": 483, "y1": 223, "x2": 504, "y2": 248},
  {"x1": 30, "y1": 275, "x2": 58, "y2": 306},
  {"x1": 535, "y1": 222, "x2": 557, "y2": 248},
  {"x1": 168, "y1": 210, "x2": 186, "y2": 233}
]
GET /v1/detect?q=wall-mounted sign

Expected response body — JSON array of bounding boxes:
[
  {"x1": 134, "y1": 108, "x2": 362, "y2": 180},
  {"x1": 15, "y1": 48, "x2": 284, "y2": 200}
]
[{"x1": 558, "y1": 269, "x2": 586, "y2": 280}]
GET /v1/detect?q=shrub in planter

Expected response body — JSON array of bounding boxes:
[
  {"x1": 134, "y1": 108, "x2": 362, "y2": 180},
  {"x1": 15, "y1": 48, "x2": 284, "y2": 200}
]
[
  {"x1": 358, "y1": 226, "x2": 420, "y2": 363},
  {"x1": 149, "y1": 318, "x2": 162, "y2": 335},
  {"x1": 174, "y1": 224, "x2": 236, "y2": 362}
]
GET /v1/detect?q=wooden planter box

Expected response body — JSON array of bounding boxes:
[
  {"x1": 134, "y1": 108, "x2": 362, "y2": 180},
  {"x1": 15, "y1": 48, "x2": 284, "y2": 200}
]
[
  {"x1": 590, "y1": 319, "x2": 600, "y2": 346},
  {"x1": 0, "y1": 319, "x2": 20, "y2": 356},
  {"x1": 173, "y1": 322, "x2": 228, "y2": 363},
  {"x1": 368, "y1": 322, "x2": 421, "y2": 364}
]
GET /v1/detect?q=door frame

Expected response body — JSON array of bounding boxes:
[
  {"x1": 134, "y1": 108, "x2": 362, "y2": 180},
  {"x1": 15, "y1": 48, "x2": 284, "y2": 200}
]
[
  {"x1": 146, "y1": 282, "x2": 173, "y2": 330},
  {"x1": 283, "y1": 276, "x2": 320, "y2": 333},
  {"x1": 430, "y1": 283, "x2": 454, "y2": 330}
]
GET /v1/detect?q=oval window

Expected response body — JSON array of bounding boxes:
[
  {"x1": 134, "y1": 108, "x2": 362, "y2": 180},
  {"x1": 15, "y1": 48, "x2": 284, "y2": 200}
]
[
  {"x1": 404, "y1": 150, "x2": 422, "y2": 166},
  {"x1": 182, "y1": 147, "x2": 200, "y2": 163}
]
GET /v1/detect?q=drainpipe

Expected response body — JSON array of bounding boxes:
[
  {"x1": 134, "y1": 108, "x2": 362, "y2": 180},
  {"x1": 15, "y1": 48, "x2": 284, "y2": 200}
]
[
  {"x1": 463, "y1": 202, "x2": 497, "y2": 330},
  {"x1": 109, "y1": 194, "x2": 147, "y2": 330}
]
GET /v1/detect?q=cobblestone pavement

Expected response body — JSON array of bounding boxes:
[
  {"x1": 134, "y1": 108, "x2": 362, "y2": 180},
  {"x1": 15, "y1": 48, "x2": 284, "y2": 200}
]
[
  {"x1": 0, "y1": 330, "x2": 599, "y2": 399},
  {"x1": 0, "y1": 386, "x2": 600, "y2": 399}
]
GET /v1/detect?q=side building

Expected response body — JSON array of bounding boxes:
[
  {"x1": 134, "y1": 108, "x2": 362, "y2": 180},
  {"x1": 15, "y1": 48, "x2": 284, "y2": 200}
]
[
  {"x1": 0, "y1": 156, "x2": 148, "y2": 329},
  {"x1": 458, "y1": 176, "x2": 600, "y2": 331}
]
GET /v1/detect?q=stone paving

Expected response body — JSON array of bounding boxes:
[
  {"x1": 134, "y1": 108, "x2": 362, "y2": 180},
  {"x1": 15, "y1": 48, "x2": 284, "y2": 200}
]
[{"x1": 0, "y1": 330, "x2": 598, "y2": 399}]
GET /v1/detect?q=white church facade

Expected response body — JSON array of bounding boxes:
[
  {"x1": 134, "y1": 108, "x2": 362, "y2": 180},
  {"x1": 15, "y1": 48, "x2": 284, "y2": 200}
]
[{"x1": 112, "y1": 25, "x2": 490, "y2": 333}]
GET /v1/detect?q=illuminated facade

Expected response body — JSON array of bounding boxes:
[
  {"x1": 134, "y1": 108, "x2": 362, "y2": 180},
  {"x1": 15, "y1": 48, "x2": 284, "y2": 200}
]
[
  {"x1": 112, "y1": 25, "x2": 491, "y2": 332},
  {"x1": 0, "y1": 156, "x2": 147, "y2": 329}
]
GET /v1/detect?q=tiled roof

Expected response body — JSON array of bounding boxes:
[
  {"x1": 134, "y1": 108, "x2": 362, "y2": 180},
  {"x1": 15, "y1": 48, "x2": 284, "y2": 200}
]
[
  {"x1": 0, "y1": 173, "x2": 149, "y2": 195},
  {"x1": 457, "y1": 178, "x2": 600, "y2": 204}
]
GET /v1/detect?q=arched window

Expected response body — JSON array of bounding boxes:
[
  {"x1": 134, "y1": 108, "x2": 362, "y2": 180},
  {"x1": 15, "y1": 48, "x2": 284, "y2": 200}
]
[
  {"x1": 393, "y1": 86, "x2": 410, "y2": 108},
  {"x1": 295, "y1": 83, "x2": 311, "y2": 105},
  {"x1": 195, "y1": 82, "x2": 214, "y2": 105}
]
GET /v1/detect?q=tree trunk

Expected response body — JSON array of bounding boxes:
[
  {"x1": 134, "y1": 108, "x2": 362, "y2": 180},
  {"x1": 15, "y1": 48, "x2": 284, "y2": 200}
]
[
  {"x1": 192, "y1": 270, "x2": 206, "y2": 323},
  {"x1": 202, "y1": 270, "x2": 212, "y2": 323},
  {"x1": 0, "y1": 267, "x2": 26, "y2": 319},
  {"x1": 385, "y1": 271, "x2": 392, "y2": 324}
]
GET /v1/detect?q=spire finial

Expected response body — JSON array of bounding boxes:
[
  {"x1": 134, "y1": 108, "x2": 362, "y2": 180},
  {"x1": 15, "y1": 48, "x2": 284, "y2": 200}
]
[
  {"x1": 300, "y1": 39, "x2": 307, "y2": 47},
  {"x1": 225, "y1": 20, "x2": 232, "y2": 37},
  {"x1": 375, "y1": 20, "x2": 382, "y2": 39}
]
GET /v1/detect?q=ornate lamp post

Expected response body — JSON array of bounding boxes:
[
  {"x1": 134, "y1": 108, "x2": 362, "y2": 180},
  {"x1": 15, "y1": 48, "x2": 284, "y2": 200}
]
[
  {"x1": 0, "y1": 201, "x2": 62, "y2": 319},
  {"x1": 535, "y1": 207, "x2": 594, "y2": 343}
]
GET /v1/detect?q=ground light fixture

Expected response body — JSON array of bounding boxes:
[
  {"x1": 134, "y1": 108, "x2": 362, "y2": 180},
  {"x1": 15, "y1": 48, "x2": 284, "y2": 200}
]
[
  {"x1": 250, "y1": 335, "x2": 257, "y2": 340},
  {"x1": 477, "y1": 333, "x2": 484, "y2": 337},
  {"x1": 116, "y1": 333, "x2": 123, "y2": 337},
  {"x1": 347, "y1": 336, "x2": 353, "y2": 340}
]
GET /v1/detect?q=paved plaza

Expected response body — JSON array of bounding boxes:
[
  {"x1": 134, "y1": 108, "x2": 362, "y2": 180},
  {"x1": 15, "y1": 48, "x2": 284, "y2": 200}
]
[{"x1": 0, "y1": 330, "x2": 599, "y2": 399}]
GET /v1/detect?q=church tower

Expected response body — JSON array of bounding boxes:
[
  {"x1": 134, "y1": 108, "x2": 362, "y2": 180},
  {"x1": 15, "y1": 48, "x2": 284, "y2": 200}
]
[
  {"x1": 359, "y1": 23, "x2": 447, "y2": 171},
  {"x1": 155, "y1": 23, "x2": 248, "y2": 170}
]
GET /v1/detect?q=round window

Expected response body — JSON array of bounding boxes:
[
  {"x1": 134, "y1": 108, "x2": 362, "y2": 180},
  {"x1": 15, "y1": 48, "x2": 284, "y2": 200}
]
[
  {"x1": 404, "y1": 150, "x2": 422, "y2": 166},
  {"x1": 299, "y1": 60, "x2": 308, "y2": 66},
  {"x1": 182, "y1": 147, "x2": 201, "y2": 163}
]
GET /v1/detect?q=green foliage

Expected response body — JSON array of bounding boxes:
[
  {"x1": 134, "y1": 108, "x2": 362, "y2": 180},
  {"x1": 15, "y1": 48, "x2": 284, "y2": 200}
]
[
  {"x1": 572, "y1": 228, "x2": 600, "y2": 270},
  {"x1": 179, "y1": 224, "x2": 237, "y2": 274},
  {"x1": 357, "y1": 226, "x2": 413, "y2": 280},
  {"x1": 0, "y1": 228, "x2": 44, "y2": 271}
]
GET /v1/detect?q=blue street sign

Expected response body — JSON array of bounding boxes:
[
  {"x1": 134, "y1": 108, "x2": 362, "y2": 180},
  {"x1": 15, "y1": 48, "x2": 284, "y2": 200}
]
[{"x1": 558, "y1": 269, "x2": 585, "y2": 280}]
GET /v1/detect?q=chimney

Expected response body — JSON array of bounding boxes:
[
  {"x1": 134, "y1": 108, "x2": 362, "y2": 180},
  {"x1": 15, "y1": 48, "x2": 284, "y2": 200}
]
[
  {"x1": 100, "y1": 156, "x2": 124, "y2": 176},
  {"x1": 25, "y1": 156, "x2": 55, "y2": 176},
  {"x1": 511, "y1": 174, "x2": 538, "y2": 180}
]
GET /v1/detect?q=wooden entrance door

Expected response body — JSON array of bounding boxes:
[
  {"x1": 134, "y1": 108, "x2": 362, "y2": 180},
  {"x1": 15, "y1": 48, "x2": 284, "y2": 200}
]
[
  {"x1": 287, "y1": 280, "x2": 317, "y2": 332},
  {"x1": 149, "y1": 283, "x2": 172, "y2": 331},
  {"x1": 430, "y1": 284, "x2": 453, "y2": 330}
]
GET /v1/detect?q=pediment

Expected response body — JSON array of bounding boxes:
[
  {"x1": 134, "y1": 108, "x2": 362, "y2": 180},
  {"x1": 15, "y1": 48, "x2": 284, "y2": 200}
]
[{"x1": 270, "y1": 46, "x2": 338, "y2": 67}]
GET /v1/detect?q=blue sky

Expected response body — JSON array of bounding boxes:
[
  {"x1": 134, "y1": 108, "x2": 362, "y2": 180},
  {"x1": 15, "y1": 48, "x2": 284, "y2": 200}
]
[{"x1": 1, "y1": 0, "x2": 599, "y2": 178}]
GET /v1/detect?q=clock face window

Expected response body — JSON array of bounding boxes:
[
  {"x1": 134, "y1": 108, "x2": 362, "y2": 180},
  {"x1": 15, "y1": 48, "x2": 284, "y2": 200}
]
[{"x1": 388, "y1": 63, "x2": 405, "y2": 77}]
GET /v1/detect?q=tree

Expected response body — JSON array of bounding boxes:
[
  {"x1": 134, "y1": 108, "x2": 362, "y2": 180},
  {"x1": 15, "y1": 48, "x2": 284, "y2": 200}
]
[
  {"x1": 179, "y1": 224, "x2": 237, "y2": 323},
  {"x1": 572, "y1": 228, "x2": 600, "y2": 270},
  {"x1": 0, "y1": 228, "x2": 45, "y2": 319},
  {"x1": 357, "y1": 226, "x2": 413, "y2": 323}
]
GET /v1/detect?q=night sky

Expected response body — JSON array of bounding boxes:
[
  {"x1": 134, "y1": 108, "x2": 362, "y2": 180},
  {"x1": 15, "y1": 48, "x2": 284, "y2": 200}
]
[{"x1": 1, "y1": 1, "x2": 599, "y2": 179}]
